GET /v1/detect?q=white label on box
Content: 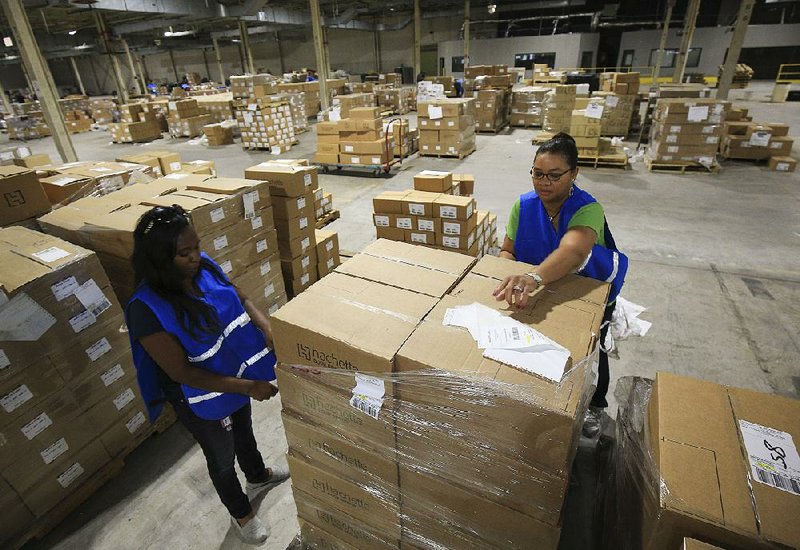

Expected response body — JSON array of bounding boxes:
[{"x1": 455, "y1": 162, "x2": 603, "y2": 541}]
[
  {"x1": 213, "y1": 235, "x2": 229, "y2": 251},
  {"x1": 443, "y1": 221, "x2": 461, "y2": 235},
  {"x1": 452, "y1": 184, "x2": 461, "y2": 196},
  {"x1": 168, "y1": 101, "x2": 177, "y2": 110},
  {"x1": 75, "y1": 280, "x2": 112, "y2": 319},
  {"x1": 447, "y1": 120, "x2": 455, "y2": 127},
  {"x1": 466, "y1": 204, "x2": 474, "y2": 218},
  {"x1": 370, "y1": 157, "x2": 381, "y2": 164},
  {"x1": 221, "y1": 260, "x2": 233, "y2": 274},
  {"x1": 669, "y1": 125, "x2": 682, "y2": 133},
  {"x1": 440, "y1": 206, "x2": 458, "y2": 219},
  {"x1": 86, "y1": 337, "x2": 112, "y2": 362},
  {"x1": 396, "y1": 217, "x2": 413, "y2": 229},
  {"x1": 750, "y1": 132, "x2": 772, "y2": 147},
  {"x1": 350, "y1": 156, "x2": 361, "y2": 164},
  {"x1": 327, "y1": 258, "x2": 334, "y2": 269},
  {"x1": 606, "y1": 95, "x2": 619, "y2": 108},
  {"x1": 260, "y1": 261, "x2": 271, "y2": 276},
  {"x1": 374, "y1": 215, "x2": 390, "y2": 227},
  {"x1": 1, "y1": 384, "x2": 33, "y2": 413},
  {"x1": 769, "y1": 141, "x2": 783, "y2": 149},
  {"x1": 51, "y1": 276, "x2": 79, "y2": 301},
  {"x1": 326, "y1": 241, "x2": 334, "y2": 252},
  {"x1": 32, "y1": 247, "x2": 71, "y2": 263},
  {"x1": 251, "y1": 216, "x2": 263, "y2": 230},
  {"x1": 164, "y1": 173, "x2": 189, "y2": 180},
  {"x1": 0, "y1": 350, "x2": 9, "y2": 369},
  {"x1": 350, "y1": 373, "x2": 385, "y2": 419},
  {"x1": 702, "y1": 126, "x2": 715, "y2": 134},
  {"x1": 304, "y1": 173, "x2": 312, "y2": 187},
  {"x1": 666, "y1": 134, "x2": 678, "y2": 143},
  {"x1": 264, "y1": 283, "x2": 275, "y2": 298},
  {"x1": 41, "y1": 438, "x2": 69, "y2": 465},
  {"x1": 169, "y1": 161, "x2": 181, "y2": 171},
  {"x1": 443, "y1": 236, "x2": 460, "y2": 249},
  {"x1": 2, "y1": 294, "x2": 58, "y2": 342},
  {"x1": 301, "y1": 273, "x2": 310, "y2": 285},
  {"x1": 344, "y1": 145, "x2": 354, "y2": 153},
  {"x1": 468, "y1": 234, "x2": 475, "y2": 248},
  {"x1": 777, "y1": 163, "x2": 789, "y2": 171},
  {"x1": 427, "y1": 105, "x2": 443, "y2": 120},
  {"x1": 101, "y1": 363, "x2": 125, "y2": 387},
  {"x1": 706, "y1": 136, "x2": 719, "y2": 144},
  {"x1": 418, "y1": 219, "x2": 435, "y2": 232},
  {"x1": 210, "y1": 207, "x2": 225, "y2": 223},
  {"x1": 57, "y1": 462, "x2": 85, "y2": 488},
  {"x1": 256, "y1": 239, "x2": 268, "y2": 253},
  {"x1": 298, "y1": 217, "x2": 308, "y2": 230},
  {"x1": 114, "y1": 388, "x2": 135, "y2": 410},
  {"x1": 0, "y1": 152, "x2": 12, "y2": 161},
  {"x1": 739, "y1": 420, "x2": 800, "y2": 495},
  {"x1": 297, "y1": 196, "x2": 307, "y2": 210},
  {"x1": 243, "y1": 191, "x2": 257, "y2": 219},
  {"x1": 51, "y1": 177, "x2": 80, "y2": 186},
  {"x1": 70, "y1": 310, "x2": 97, "y2": 333},
  {"x1": 301, "y1": 237, "x2": 311, "y2": 251},
  {"x1": 21, "y1": 412, "x2": 52, "y2": 440},
  {"x1": 126, "y1": 412, "x2": 147, "y2": 434},
  {"x1": 409, "y1": 203, "x2": 425, "y2": 215},
  {"x1": 687, "y1": 105, "x2": 709, "y2": 122},
  {"x1": 411, "y1": 232, "x2": 428, "y2": 244},
  {"x1": 585, "y1": 102, "x2": 604, "y2": 119},
  {"x1": 667, "y1": 146, "x2": 679, "y2": 153}
]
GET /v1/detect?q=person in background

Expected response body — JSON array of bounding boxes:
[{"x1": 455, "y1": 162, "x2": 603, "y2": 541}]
[
  {"x1": 492, "y1": 133, "x2": 628, "y2": 433},
  {"x1": 126, "y1": 205, "x2": 288, "y2": 545}
]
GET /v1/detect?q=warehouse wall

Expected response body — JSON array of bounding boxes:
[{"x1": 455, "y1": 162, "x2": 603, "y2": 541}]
[{"x1": 617, "y1": 23, "x2": 800, "y2": 77}]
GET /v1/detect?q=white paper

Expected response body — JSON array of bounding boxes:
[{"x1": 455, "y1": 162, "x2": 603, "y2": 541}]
[
  {"x1": 0, "y1": 293, "x2": 57, "y2": 341},
  {"x1": 687, "y1": 105, "x2": 709, "y2": 122},
  {"x1": 326, "y1": 241, "x2": 334, "y2": 252},
  {"x1": 442, "y1": 236, "x2": 460, "y2": 249},
  {"x1": 350, "y1": 373, "x2": 385, "y2": 419},
  {"x1": 329, "y1": 110, "x2": 341, "y2": 122},
  {"x1": 301, "y1": 237, "x2": 311, "y2": 251},
  {"x1": 418, "y1": 219, "x2": 435, "y2": 232},
  {"x1": 411, "y1": 233, "x2": 428, "y2": 244},
  {"x1": 304, "y1": 173, "x2": 312, "y2": 187},
  {"x1": 101, "y1": 364, "x2": 125, "y2": 387},
  {"x1": 164, "y1": 173, "x2": 189, "y2": 180},
  {"x1": 374, "y1": 215, "x2": 390, "y2": 227},
  {"x1": 327, "y1": 258, "x2": 334, "y2": 269},
  {"x1": 32, "y1": 247, "x2": 71, "y2": 263},
  {"x1": 299, "y1": 217, "x2": 309, "y2": 230},
  {"x1": 443, "y1": 222, "x2": 461, "y2": 235},
  {"x1": 114, "y1": 388, "x2": 135, "y2": 410},
  {"x1": 70, "y1": 310, "x2": 97, "y2": 333},
  {"x1": 427, "y1": 105, "x2": 443, "y2": 120},
  {"x1": 585, "y1": 102, "x2": 604, "y2": 119},
  {"x1": 739, "y1": 420, "x2": 800, "y2": 495},
  {"x1": 169, "y1": 161, "x2": 181, "y2": 171},
  {"x1": 264, "y1": 283, "x2": 275, "y2": 298},
  {"x1": 1, "y1": 384, "x2": 33, "y2": 413},
  {"x1": 749, "y1": 132, "x2": 771, "y2": 147},
  {"x1": 41, "y1": 438, "x2": 69, "y2": 465},
  {"x1": 301, "y1": 273, "x2": 310, "y2": 285},
  {"x1": 213, "y1": 235, "x2": 229, "y2": 251},
  {"x1": 126, "y1": 412, "x2": 147, "y2": 434},
  {"x1": 301, "y1": 256, "x2": 311, "y2": 269},
  {"x1": 74, "y1": 279, "x2": 112, "y2": 319},
  {"x1": 396, "y1": 217, "x2": 412, "y2": 230},
  {"x1": 243, "y1": 191, "x2": 257, "y2": 219},
  {"x1": 256, "y1": 239, "x2": 268, "y2": 253},
  {"x1": 606, "y1": 95, "x2": 619, "y2": 108},
  {"x1": 210, "y1": 207, "x2": 225, "y2": 223},
  {"x1": 440, "y1": 206, "x2": 458, "y2": 219},
  {"x1": 86, "y1": 337, "x2": 112, "y2": 362},
  {"x1": 51, "y1": 276, "x2": 79, "y2": 301},
  {"x1": 57, "y1": 462, "x2": 85, "y2": 488},
  {"x1": 221, "y1": 260, "x2": 233, "y2": 274},
  {"x1": 409, "y1": 203, "x2": 425, "y2": 216},
  {"x1": 21, "y1": 412, "x2": 52, "y2": 440},
  {"x1": 251, "y1": 216, "x2": 263, "y2": 231}
]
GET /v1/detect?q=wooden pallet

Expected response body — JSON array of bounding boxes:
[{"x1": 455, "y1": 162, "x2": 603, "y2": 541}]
[
  {"x1": 419, "y1": 145, "x2": 476, "y2": 159},
  {"x1": 511, "y1": 123, "x2": 542, "y2": 129},
  {"x1": 314, "y1": 158, "x2": 399, "y2": 176},
  {"x1": 475, "y1": 124, "x2": 509, "y2": 134},
  {"x1": 644, "y1": 157, "x2": 721, "y2": 174},
  {"x1": 315, "y1": 209, "x2": 340, "y2": 229},
  {"x1": 578, "y1": 152, "x2": 630, "y2": 169}
]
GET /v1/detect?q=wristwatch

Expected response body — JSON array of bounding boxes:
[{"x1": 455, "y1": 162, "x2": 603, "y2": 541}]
[{"x1": 525, "y1": 271, "x2": 543, "y2": 288}]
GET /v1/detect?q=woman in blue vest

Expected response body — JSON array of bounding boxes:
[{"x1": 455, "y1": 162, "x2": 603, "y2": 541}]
[
  {"x1": 126, "y1": 205, "x2": 288, "y2": 545},
  {"x1": 492, "y1": 133, "x2": 628, "y2": 413}
]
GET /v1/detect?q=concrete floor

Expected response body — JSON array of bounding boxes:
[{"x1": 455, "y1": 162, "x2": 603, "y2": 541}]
[{"x1": 14, "y1": 81, "x2": 800, "y2": 549}]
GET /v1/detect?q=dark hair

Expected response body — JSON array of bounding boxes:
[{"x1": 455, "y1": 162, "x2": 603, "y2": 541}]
[
  {"x1": 535, "y1": 132, "x2": 578, "y2": 171},
  {"x1": 132, "y1": 205, "x2": 229, "y2": 341}
]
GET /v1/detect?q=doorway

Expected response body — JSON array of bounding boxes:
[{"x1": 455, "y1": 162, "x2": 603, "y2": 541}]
[
  {"x1": 421, "y1": 45, "x2": 438, "y2": 77},
  {"x1": 581, "y1": 51, "x2": 594, "y2": 69}
]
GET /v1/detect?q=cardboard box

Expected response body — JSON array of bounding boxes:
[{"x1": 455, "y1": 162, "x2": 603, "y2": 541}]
[
  {"x1": 338, "y1": 152, "x2": 391, "y2": 166},
  {"x1": 298, "y1": 508, "x2": 397, "y2": 550},
  {"x1": 373, "y1": 191, "x2": 409, "y2": 214},
  {"x1": 313, "y1": 153, "x2": 340, "y2": 164},
  {"x1": 641, "y1": 372, "x2": 800, "y2": 550},
  {"x1": 272, "y1": 193, "x2": 314, "y2": 221},
  {"x1": 433, "y1": 195, "x2": 475, "y2": 221},
  {"x1": 13, "y1": 154, "x2": 52, "y2": 169},
  {"x1": 244, "y1": 164, "x2": 317, "y2": 197},
  {"x1": 452, "y1": 174, "x2": 474, "y2": 196},
  {"x1": 274, "y1": 214, "x2": 314, "y2": 247},
  {"x1": 401, "y1": 191, "x2": 440, "y2": 217},
  {"x1": 768, "y1": 137, "x2": 794, "y2": 156},
  {"x1": 413, "y1": 171, "x2": 453, "y2": 193},
  {"x1": 440, "y1": 215, "x2": 478, "y2": 237},
  {"x1": 768, "y1": 156, "x2": 796, "y2": 172},
  {"x1": 98, "y1": 407, "x2": 150, "y2": 458},
  {"x1": 0, "y1": 166, "x2": 50, "y2": 225},
  {"x1": 682, "y1": 539, "x2": 724, "y2": 550},
  {"x1": 339, "y1": 139, "x2": 392, "y2": 156},
  {"x1": 404, "y1": 230, "x2": 434, "y2": 246},
  {"x1": 38, "y1": 174, "x2": 93, "y2": 206},
  {"x1": 276, "y1": 231, "x2": 315, "y2": 260},
  {"x1": 0, "y1": 477, "x2": 35, "y2": 543},
  {"x1": 435, "y1": 229, "x2": 477, "y2": 251},
  {"x1": 375, "y1": 227, "x2": 405, "y2": 241}
]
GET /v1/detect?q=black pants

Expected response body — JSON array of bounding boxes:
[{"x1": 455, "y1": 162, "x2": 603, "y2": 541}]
[
  {"x1": 171, "y1": 399, "x2": 269, "y2": 519},
  {"x1": 591, "y1": 303, "x2": 615, "y2": 408}
]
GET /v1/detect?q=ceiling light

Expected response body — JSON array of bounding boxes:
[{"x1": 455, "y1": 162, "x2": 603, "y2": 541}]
[
  {"x1": 164, "y1": 26, "x2": 194, "y2": 38},
  {"x1": 73, "y1": 43, "x2": 93, "y2": 50},
  {"x1": 68, "y1": 30, "x2": 77, "y2": 36},
  {"x1": 488, "y1": 3, "x2": 496, "y2": 14},
  {"x1": 3, "y1": 37, "x2": 12, "y2": 47},
  {"x1": 4, "y1": 54, "x2": 18, "y2": 60},
  {"x1": 232, "y1": 39, "x2": 241, "y2": 43}
]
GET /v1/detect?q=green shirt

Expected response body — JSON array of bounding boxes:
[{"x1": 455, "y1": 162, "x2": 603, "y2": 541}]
[{"x1": 506, "y1": 199, "x2": 606, "y2": 247}]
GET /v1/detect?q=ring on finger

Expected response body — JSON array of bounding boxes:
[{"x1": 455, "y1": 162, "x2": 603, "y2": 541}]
[{"x1": 512, "y1": 284, "x2": 523, "y2": 292}]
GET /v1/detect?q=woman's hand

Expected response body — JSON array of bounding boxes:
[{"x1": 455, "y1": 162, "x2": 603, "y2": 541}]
[
  {"x1": 247, "y1": 380, "x2": 279, "y2": 401},
  {"x1": 492, "y1": 274, "x2": 537, "y2": 309}
]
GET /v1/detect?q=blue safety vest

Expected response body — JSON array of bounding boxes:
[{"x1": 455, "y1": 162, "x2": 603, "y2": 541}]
[
  {"x1": 126, "y1": 253, "x2": 276, "y2": 422},
  {"x1": 514, "y1": 186, "x2": 628, "y2": 302}
]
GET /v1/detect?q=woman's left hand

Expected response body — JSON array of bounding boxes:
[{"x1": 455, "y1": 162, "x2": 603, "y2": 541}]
[{"x1": 493, "y1": 274, "x2": 537, "y2": 309}]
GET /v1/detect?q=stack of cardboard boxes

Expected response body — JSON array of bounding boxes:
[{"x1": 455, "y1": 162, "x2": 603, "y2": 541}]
[
  {"x1": 7, "y1": 114, "x2": 50, "y2": 141},
  {"x1": 0, "y1": 227, "x2": 153, "y2": 543},
  {"x1": 203, "y1": 123, "x2": 235, "y2": 146},
  {"x1": 313, "y1": 229, "x2": 341, "y2": 281},
  {"x1": 277, "y1": 82, "x2": 322, "y2": 118},
  {"x1": 569, "y1": 107, "x2": 613, "y2": 158},
  {"x1": 375, "y1": 86, "x2": 413, "y2": 115},
  {"x1": 270, "y1": 243, "x2": 609, "y2": 550},
  {"x1": 511, "y1": 87, "x2": 549, "y2": 127},
  {"x1": 417, "y1": 98, "x2": 476, "y2": 158},
  {"x1": 542, "y1": 85, "x2": 578, "y2": 134},
  {"x1": 312, "y1": 185, "x2": 335, "y2": 224},
  {"x1": 234, "y1": 97, "x2": 296, "y2": 152},
  {"x1": 284, "y1": 92, "x2": 309, "y2": 133},
  {"x1": 372, "y1": 171, "x2": 497, "y2": 258},
  {"x1": 428, "y1": 77, "x2": 456, "y2": 97},
  {"x1": 594, "y1": 72, "x2": 640, "y2": 136},
  {"x1": 313, "y1": 107, "x2": 391, "y2": 166},
  {"x1": 230, "y1": 74, "x2": 279, "y2": 99},
  {"x1": 646, "y1": 98, "x2": 731, "y2": 168},
  {"x1": 378, "y1": 73, "x2": 403, "y2": 87},
  {"x1": 464, "y1": 64, "x2": 511, "y2": 92},
  {"x1": 720, "y1": 120, "x2": 795, "y2": 171},
  {"x1": 167, "y1": 99, "x2": 213, "y2": 138},
  {"x1": 108, "y1": 104, "x2": 162, "y2": 143},
  {"x1": 474, "y1": 89, "x2": 510, "y2": 132},
  {"x1": 0, "y1": 165, "x2": 50, "y2": 228},
  {"x1": 115, "y1": 150, "x2": 181, "y2": 179},
  {"x1": 337, "y1": 94, "x2": 376, "y2": 118},
  {"x1": 64, "y1": 110, "x2": 93, "y2": 134},
  {"x1": 194, "y1": 93, "x2": 235, "y2": 123},
  {"x1": 243, "y1": 163, "x2": 321, "y2": 298},
  {"x1": 388, "y1": 119, "x2": 419, "y2": 159}
]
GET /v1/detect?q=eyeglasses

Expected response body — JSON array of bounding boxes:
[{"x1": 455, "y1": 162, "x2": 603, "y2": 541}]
[{"x1": 530, "y1": 168, "x2": 572, "y2": 183}]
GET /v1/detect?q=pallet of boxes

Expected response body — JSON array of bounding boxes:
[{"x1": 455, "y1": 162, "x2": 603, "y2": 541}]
[
  {"x1": 167, "y1": 99, "x2": 212, "y2": 139},
  {"x1": 0, "y1": 227, "x2": 160, "y2": 547},
  {"x1": 541, "y1": 85, "x2": 578, "y2": 137},
  {"x1": 511, "y1": 87, "x2": 549, "y2": 128},
  {"x1": 108, "y1": 104, "x2": 162, "y2": 144},
  {"x1": 269, "y1": 238, "x2": 609, "y2": 550},
  {"x1": 35, "y1": 160, "x2": 157, "y2": 208},
  {"x1": 645, "y1": 99, "x2": 730, "y2": 173},
  {"x1": 417, "y1": 99, "x2": 476, "y2": 159},
  {"x1": 375, "y1": 86, "x2": 413, "y2": 115},
  {"x1": 720, "y1": 120, "x2": 795, "y2": 172},
  {"x1": 234, "y1": 96, "x2": 296, "y2": 153},
  {"x1": 388, "y1": 119, "x2": 419, "y2": 159},
  {"x1": 313, "y1": 107, "x2": 394, "y2": 170},
  {"x1": 372, "y1": 170, "x2": 498, "y2": 257},
  {"x1": 569, "y1": 100, "x2": 628, "y2": 169},
  {"x1": 244, "y1": 162, "x2": 339, "y2": 298},
  {"x1": 470, "y1": 66, "x2": 513, "y2": 133},
  {"x1": 595, "y1": 72, "x2": 640, "y2": 137},
  {"x1": 312, "y1": 184, "x2": 338, "y2": 228},
  {"x1": 64, "y1": 110, "x2": 93, "y2": 135}
]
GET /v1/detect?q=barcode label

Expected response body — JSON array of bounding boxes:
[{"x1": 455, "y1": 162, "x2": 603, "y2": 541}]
[
  {"x1": 260, "y1": 262, "x2": 271, "y2": 276},
  {"x1": 74, "y1": 280, "x2": 112, "y2": 319},
  {"x1": 409, "y1": 203, "x2": 425, "y2": 215},
  {"x1": 299, "y1": 217, "x2": 309, "y2": 229},
  {"x1": 86, "y1": 338, "x2": 112, "y2": 362},
  {"x1": 101, "y1": 364, "x2": 125, "y2": 387},
  {"x1": 251, "y1": 216, "x2": 263, "y2": 230},
  {"x1": 57, "y1": 462, "x2": 84, "y2": 488},
  {"x1": 41, "y1": 438, "x2": 69, "y2": 464},
  {"x1": 755, "y1": 467, "x2": 800, "y2": 495},
  {"x1": 210, "y1": 208, "x2": 225, "y2": 223},
  {"x1": 126, "y1": 412, "x2": 147, "y2": 434},
  {"x1": 213, "y1": 235, "x2": 228, "y2": 251},
  {"x1": 739, "y1": 419, "x2": 800, "y2": 496},
  {"x1": 21, "y1": 412, "x2": 52, "y2": 440},
  {"x1": 326, "y1": 241, "x2": 334, "y2": 252},
  {"x1": 114, "y1": 388, "x2": 135, "y2": 410},
  {"x1": 349, "y1": 373, "x2": 385, "y2": 419},
  {"x1": 350, "y1": 395, "x2": 381, "y2": 419},
  {"x1": 256, "y1": 239, "x2": 267, "y2": 253}
]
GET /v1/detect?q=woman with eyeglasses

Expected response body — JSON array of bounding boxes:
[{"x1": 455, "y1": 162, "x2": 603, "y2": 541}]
[
  {"x1": 126, "y1": 205, "x2": 288, "y2": 545},
  {"x1": 492, "y1": 133, "x2": 628, "y2": 417}
]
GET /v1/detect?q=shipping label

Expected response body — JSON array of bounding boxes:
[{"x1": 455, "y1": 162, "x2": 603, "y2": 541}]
[
  {"x1": 349, "y1": 373, "x2": 385, "y2": 419},
  {"x1": 101, "y1": 364, "x2": 125, "y2": 387},
  {"x1": 1, "y1": 384, "x2": 33, "y2": 413},
  {"x1": 51, "y1": 276, "x2": 79, "y2": 301},
  {"x1": 41, "y1": 437, "x2": 69, "y2": 464},
  {"x1": 440, "y1": 206, "x2": 458, "y2": 219},
  {"x1": 251, "y1": 216, "x2": 263, "y2": 230},
  {"x1": 739, "y1": 420, "x2": 800, "y2": 495},
  {"x1": 74, "y1": 280, "x2": 112, "y2": 319},
  {"x1": 396, "y1": 217, "x2": 412, "y2": 230},
  {"x1": 408, "y1": 203, "x2": 425, "y2": 216},
  {"x1": 256, "y1": 239, "x2": 268, "y2": 253},
  {"x1": 126, "y1": 412, "x2": 147, "y2": 434},
  {"x1": 57, "y1": 462, "x2": 85, "y2": 488},
  {"x1": 210, "y1": 207, "x2": 225, "y2": 223},
  {"x1": 260, "y1": 262, "x2": 271, "y2": 276},
  {"x1": 22, "y1": 412, "x2": 53, "y2": 440},
  {"x1": 113, "y1": 388, "x2": 136, "y2": 410},
  {"x1": 86, "y1": 338, "x2": 112, "y2": 362}
]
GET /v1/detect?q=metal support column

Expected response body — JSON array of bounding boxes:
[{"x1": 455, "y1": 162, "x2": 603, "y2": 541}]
[
  {"x1": 121, "y1": 39, "x2": 143, "y2": 95},
  {"x1": 136, "y1": 55, "x2": 148, "y2": 89},
  {"x1": 716, "y1": 0, "x2": 756, "y2": 99},
  {"x1": 0, "y1": 79, "x2": 13, "y2": 116},
  {"x1": 238, "y1": 20, "x2": 255, "y2": 74},
  {"x1": 309, "y1": 0, "x2": 330, "y2": 110},
  {"x1": 95, "y1": 12, "x2": 128, "y2": 102},
  {"x1": 276, "y1": 32, "x2": 286, "y2": 75},
  {"x1": 212, "y1": 37, "x2": 225, "y2": 83},
  {"x1": 464, "y1": 0, "x2": 470, "y2": 69},
  {"x1": 70, "y1": 57, "x2": 86, "y2": 95},
  {"x1": 20, "y1": 62, "x2": 35, "y2": 96},
  {"x1": 201, "y1": 49, "x2": 211, "y2": 81},
  {"x1": 672, "y1": 0, "x2": 701, "y2": 83},
  {"x1": 413, "y1": 0, "x2": 421, "y2": 78},
  {"x1": 168, "y1": 49, "x2": 179, "y2": 82},
  {"x1": 374, "y1": 28, "x2": 381, "y2": 73},
  {"x1": 651, "y1": 1, "x2": 674, "y2": 84},
  {"x1": 2, "y1": 0, "x2": 77, "y2": 162}
]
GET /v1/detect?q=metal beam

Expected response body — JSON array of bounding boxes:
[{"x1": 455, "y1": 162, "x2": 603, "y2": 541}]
[
  {"x1": 4, "y1": 0, "x2": 77, "y2": 163},
  {"x1": 716, "y1": 0, "x2": 755, "y2": 99},
  {"x1": 464, "y1": 0, "x2": 470, "y2": 69},
  {"x1": 168, "y1": 49, "x2": 179, "y2": 82},
  {"x1": 212, "y1": 37, "x2": 225, "y2": 83},
  {"x1": 122, "y1": 39, "x2": 143, "y2": 94},
  {"x1": 201, "y1": 48, "x2": 211, "y2": 81},
  {"x1": 276, "y1": 32, "x2": 286, "y2": 75},
  {"x1": 95, "y1": 11, "x2": 129, "y2": 102},
  {"x1": 136, "y1": 54, "x2": 147, "y2": 88},
  {"x1": 673, "y1": 0, "x2": 701, "y2": 83},
  {"x1": 652, "y1": 1, "x2": 675, "y2": 84},
  {"x1": 414, "y1": 0, "x2": 421, "y2": 78},
  {"x1": 309, "y1": 0, "x2": 330, "y2": 110},
  {"x1": 70, "y1": 57, "x2": 86, "y2": 95},
  {"x1": 238, "y1": 20, "x2": 255, "y2": 74}
]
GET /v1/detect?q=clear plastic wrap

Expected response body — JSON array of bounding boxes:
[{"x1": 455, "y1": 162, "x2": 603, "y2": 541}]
[{"x1": 277, "y1": 346, "x2": 599, "y2": 550}]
